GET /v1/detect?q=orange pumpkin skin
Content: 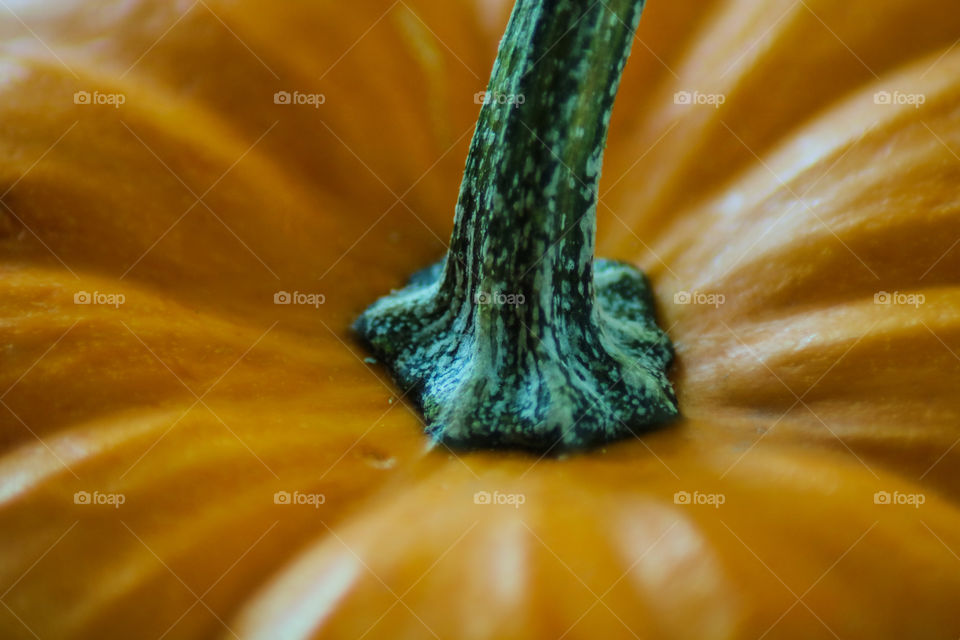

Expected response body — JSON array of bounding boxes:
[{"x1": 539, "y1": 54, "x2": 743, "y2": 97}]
[{"x1": 0, "y1": 1, "x2": 959, "y2": 639}]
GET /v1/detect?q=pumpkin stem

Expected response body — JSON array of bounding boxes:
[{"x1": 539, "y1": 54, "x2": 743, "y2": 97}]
[{"x1": 354, "y1": 0, "x2": 677, "y2": 451}]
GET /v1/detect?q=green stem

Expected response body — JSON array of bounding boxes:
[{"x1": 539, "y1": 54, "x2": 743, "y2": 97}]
[{"x1": 355, "y1": 0, "x2": 677, "y2": 451}]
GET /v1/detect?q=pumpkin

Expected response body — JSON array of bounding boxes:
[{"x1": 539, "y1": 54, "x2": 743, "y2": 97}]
[{"x1": 0, "y1": 0, "x2": 959, "y2": 638}]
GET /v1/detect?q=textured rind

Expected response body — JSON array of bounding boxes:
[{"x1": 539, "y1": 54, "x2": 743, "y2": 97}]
[
  {"x1": 354, "y1": 0, "x2": 678, "y2": 451},
  {"x1": 354, "y1": 258, "x2": 677, "y2": 451}
]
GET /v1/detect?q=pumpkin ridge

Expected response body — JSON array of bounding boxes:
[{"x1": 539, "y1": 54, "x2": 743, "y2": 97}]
[{"x1": 604, "y1": 0, "x2": 960, "y2": 244}]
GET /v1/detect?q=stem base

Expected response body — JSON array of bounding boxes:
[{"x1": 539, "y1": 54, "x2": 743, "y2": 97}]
[{"x1": 354, "y1": 259, "x2": 677, "y2": 452}]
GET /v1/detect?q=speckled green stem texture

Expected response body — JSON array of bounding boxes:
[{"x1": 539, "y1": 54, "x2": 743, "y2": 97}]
[{"x1": 354, "y1": 0, "x2": 678, "y2": 451}]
